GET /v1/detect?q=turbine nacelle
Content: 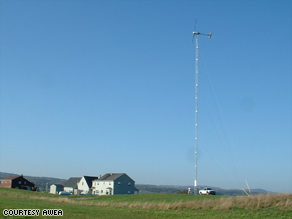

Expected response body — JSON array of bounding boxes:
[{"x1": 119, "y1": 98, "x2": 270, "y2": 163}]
[{"x1": 193, "y1": 31, "x2": 212, "y2": 38}]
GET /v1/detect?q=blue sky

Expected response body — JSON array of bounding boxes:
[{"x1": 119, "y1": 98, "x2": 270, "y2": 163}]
[{"x1": 0, "y1": 0, "x2": 291, "y2": 193}]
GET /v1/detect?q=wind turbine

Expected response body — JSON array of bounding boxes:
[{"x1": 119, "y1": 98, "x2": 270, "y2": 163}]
[{"x1": 192, "y1": 29, "x2": 212, "y2": 195}]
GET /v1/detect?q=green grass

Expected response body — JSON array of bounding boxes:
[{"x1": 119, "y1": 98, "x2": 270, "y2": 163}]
[{"x1": 0, "y1": 188, "x2": 291, "y2": 218}]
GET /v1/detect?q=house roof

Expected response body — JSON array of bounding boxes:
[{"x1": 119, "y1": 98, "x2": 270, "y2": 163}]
[
  {"x1": 98, "y1": 173, "x2": 124, "y2": 181},
  {"x1": 63, "y1": 177, "x2": 81, "y2": 188},
  {"x1": 97, "y1": 173, "x2": 134, "y2": 182},
  {"x1": 83, "y1": 176, "x2": 98, "y2": 188}
]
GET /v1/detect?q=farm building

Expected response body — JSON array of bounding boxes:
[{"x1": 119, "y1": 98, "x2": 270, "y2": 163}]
[
  {"x1": 50, "y1": 184, "x2": 64, "y2": 194},
  {"x1": 0, "y1": 175, "x2": 35, "y2": 191},
  {"x1": 91, "y1": 173, "x2": 138, "y2": 195}
]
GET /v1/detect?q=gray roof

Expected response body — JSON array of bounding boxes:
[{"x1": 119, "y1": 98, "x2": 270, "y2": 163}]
[
  {"x1": 63, "y1": 177, "x2": 81, "y2": 188},
  {"x1": 83, "y1": 176, "x2": 98, "y2": 188},
  {"x1": 98, "y1": 173, "x2": 134, "y2": 182},
  {"x1": 51, "y1": 184, "x2": 64, "y2": 187}
]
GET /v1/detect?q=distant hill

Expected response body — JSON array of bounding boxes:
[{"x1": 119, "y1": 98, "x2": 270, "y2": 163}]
[
  {"x1": 0, "y1": 172, "x2": 271, "y2": 195},
  {"x1": 0, "y1": 172, "x2": 19, "y2": 178}
]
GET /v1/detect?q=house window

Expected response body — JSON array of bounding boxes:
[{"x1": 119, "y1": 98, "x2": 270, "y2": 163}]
[
  {"x1": 19, "y1": 181, "x2": 21, "y2": 184},
  {"x1": 128, "y1": 191, "x2": 130, "y2": 194},
  {"x1": 118, "y1": 182, "x2": 121, "y2": 185},
  {"x1": 128, "y1": 182, "x2": 131, "y2": 186},
  {"x1": 24, "y1": 182, "x2": 26, "y2": 185},
  {"x1": 109, "y1": 182, "x2": 111, "y2": 185},
  {"x1": 101, "y1": 190, "x2": 103, "y2": 194},
  {"x1": 82, "y1": 182, "x2": 84, "y2": 185}
]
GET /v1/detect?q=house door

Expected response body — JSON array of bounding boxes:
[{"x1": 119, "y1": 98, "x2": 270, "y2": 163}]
[{"x1": 106, "y1": 188, "x2": 112, "y2": 195}]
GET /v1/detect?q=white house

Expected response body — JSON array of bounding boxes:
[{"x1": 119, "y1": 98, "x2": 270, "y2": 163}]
[
  {"x1": 63, "y1": 177, "x2": 81, "y2": 194},
  {"x1": 77, "y1": 176, "x2": 98, "y2": 194},
  {"x1": 50, "y1": 184, "x2": 64, "y2": 194},
  {"x1": 92, "y1": 173, "x2": 138, "y2": 195}
]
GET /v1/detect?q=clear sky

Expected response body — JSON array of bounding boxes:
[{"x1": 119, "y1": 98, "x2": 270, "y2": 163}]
[{"x1": 0, "y1": 0, "x2": 291, "y2": 193}]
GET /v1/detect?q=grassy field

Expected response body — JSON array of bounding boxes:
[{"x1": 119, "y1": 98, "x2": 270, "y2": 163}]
[{"x1": 0, "y1": 188, "x2": 291, "y2": 218}]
